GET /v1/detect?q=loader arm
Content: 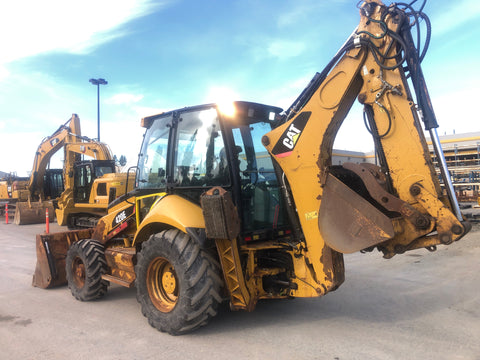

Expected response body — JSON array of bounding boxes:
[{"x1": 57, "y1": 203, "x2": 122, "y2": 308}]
[{"x1": 263, "y1": 0, "x2": 470, "y2": 271}]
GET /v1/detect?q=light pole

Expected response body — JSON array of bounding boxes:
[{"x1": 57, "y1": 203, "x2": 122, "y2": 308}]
[{"x1": 89, "y1": 78, "x2": 108, "y2": 141}]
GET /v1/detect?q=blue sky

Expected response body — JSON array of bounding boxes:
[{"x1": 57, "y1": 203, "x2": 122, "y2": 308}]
[{"x1": 1, "y1": 0, "x2": 479, "y2": 176}]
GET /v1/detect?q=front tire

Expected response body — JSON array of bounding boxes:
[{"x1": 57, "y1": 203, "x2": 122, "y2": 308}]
[
  {"x1": 135, "y1": 229, "x2": 223, "y2": 335},
  {"x1": 66, "y1": 239, "x2": 109, "y2": 301}
]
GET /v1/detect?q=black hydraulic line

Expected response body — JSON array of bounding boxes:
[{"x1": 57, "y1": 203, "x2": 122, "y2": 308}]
[
  {"x1": 397, "y1": 2, "x2": 431, "y2": 64},
  {"x1": 271, "y1": 156, "x2": 304, "y2": 244},
  {"x1": 400, "y1": 20, "x2": 438, "y2": 130},
  {"x1": 415, "y1": 11, "x2": 431, "y2": 63},
  {"x1": 363, "y1": 104, "x2": 395, "y2": 194},
  {"x1": 363, "y1": 102, "x2": 393, "y2": 139},
  {"x1": 412, "y1": 0, "x2": 427, "y2": 13}
]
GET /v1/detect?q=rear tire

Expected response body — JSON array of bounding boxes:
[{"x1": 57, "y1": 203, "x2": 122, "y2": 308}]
[
  {"x1": 135, "y1": 229, "x2": 223, "y2": 335},
  {"x1": 66, "y1": 239, "x2": 109, "y2": 301}
]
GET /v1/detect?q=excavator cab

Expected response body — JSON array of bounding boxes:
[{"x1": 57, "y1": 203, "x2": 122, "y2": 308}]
[
  {"x1": 14, "y1": 170, "x2": 62, "y2": 225},
  {"x1": 43, "y1": 169, "x2": 64, "y2": 200},
  {"x1": 73, "y1": 160, "x2": 116, "y2": 203}
]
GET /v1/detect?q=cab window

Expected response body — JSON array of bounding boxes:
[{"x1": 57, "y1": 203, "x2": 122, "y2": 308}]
[
  {"x1": 137, "y1": 117, "x2": 170, "y2": 189},
  {"x1": 232, "y1": 121, "x2": 286, "y2": 232},
  {"x1": 174, "y1": 108, "x2": 228, "y2": 187}
]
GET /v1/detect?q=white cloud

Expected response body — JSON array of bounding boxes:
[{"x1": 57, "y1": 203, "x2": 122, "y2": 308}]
[
  {"x1": 276, "y1": 1, "x2": 350, "y2": 28},
  {"x1": 133, "y1": 106, "x2": 167, "y2": 118},
  {"x1": 267, "y1": 40, "x2": 306, "y2": 59},
  {"x1": 106, "y1": 93, "x2": 144, "y2": 105},
  {"x1": 0, "y1": 0, "x2": 169, "y2": 64},
  {"x1": 244, "y1": 73, "x2": 314, "y2": 110},
  {"x1": 430, "y1": 0, "x2": 480, "y2": 35},
  {"x1": 431, "y1": 88, "x2": 478, "y2": 135},
  {"x1": 101, "y1": 118, "x2": 144, "y2": 169},
  {"x1": 0, "y1": 70, "x2": 89, "y2": 130},
  {"x1": 204, "y1": 86, "x2": 240, "y2": 104},
  {"x1": 0, "y1": 65, "x2": 9, "y2": 81},
  {"x1": 0, "y1": 131, "x2": 44, "y2": 177}
]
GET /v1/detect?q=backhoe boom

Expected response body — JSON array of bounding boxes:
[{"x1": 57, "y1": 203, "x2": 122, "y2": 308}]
[{"x1": 262, "y1": 0, "x2": 470, "y2": 264}]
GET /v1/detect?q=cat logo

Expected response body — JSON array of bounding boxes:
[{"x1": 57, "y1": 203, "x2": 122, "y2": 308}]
[
  {"x1": 282, "y1": 123, "x2": 302, "y2": 150},
  {"x1": 271, "y1": 111, "x2": 311, "y2": 158}
]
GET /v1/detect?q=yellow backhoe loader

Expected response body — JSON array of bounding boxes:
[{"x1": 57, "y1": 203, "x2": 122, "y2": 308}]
[{"x1": 33, "y1": 0, "x2": 472, "y2": 335}]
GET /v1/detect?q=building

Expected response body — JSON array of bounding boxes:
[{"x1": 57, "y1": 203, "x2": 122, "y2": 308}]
[
  {"x1": 427, "y1": 131, "x2": 480, "y2": 201},
  {"x1": 332, "y1": 149, "x2": 376, "y2": 166}
]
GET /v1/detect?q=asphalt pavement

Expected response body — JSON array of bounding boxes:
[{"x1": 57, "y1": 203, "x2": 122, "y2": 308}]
[{"x1": 0, "y1": 218, "x2": 479, "y2": 360}]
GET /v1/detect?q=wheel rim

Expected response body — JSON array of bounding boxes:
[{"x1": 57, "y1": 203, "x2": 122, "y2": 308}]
[
  {"x1": 147, "y1": 257, "x2": 178, "y2": 313},
  {"x1": 71, "y1": 256, "x2": 86, "y2": 289}
]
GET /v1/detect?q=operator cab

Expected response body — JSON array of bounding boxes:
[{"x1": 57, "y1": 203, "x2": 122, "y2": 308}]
[
  {"x1": 73, "y1": 160, "x2": 116, "y2": 203},
  {"x1": 43, "y1": 169, "x2": 64, "y2": 199},
  {"x1": 136, "y1": 101, "x2": 291, "y2": 242}
]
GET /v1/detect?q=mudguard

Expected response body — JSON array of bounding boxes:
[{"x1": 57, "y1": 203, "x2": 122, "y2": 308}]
[{"x1": 133, "y1": 194, "x2": 205, "y2": 246}]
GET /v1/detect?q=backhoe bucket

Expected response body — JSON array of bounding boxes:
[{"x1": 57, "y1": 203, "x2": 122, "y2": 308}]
[
  {"x1": 32, "y1": 228, "x2": 94, "y2": 288},
  {"x1": 14, "y1": 200, "x2": 55, "y2": 225},
  {"x1": 319, "y1": 173, "x2": 395, "y2": 253}
]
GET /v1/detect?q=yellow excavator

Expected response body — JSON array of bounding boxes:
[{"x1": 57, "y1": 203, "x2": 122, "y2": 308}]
[
  {"x1": 0, "y1": 173, "x2": 30, "y2": 217},
  {"x1": 33, "y1": 0, "x2": 472, "y2": 335},
  {"x1": 15, "y1": 114, "x2": 133, "y2": 226},
  {"x1": 54, "y1": 142, "x2": 134, "y2": 229},
  {"x1": 14, "y1": 114, "x2": 83, "y2": 224}
]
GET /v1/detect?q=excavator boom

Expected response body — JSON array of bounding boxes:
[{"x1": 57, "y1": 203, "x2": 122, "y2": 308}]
[
  {"x1": 14, "y1": 114, "x2": 82, "y2": 225},
  {"x1": 15, "y1": 114, "x2": 116, "y2": 225}
]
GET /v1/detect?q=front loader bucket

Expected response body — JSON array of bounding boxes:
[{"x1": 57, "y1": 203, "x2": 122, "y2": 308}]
[
  {"x1": 14, "y1": 200, "x2": 55, "y2": 225},
  {"x1": 32, "y1": 228, "x2": 94, "y2": 289}
]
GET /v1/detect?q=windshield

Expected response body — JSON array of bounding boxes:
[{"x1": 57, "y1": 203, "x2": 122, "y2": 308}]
[
  {"x1": 95, "y1": 165, "x2": 114, "y2": 177},
  {"x1": 174, "y1": 107, "x2": 228, "y2": 187}
]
